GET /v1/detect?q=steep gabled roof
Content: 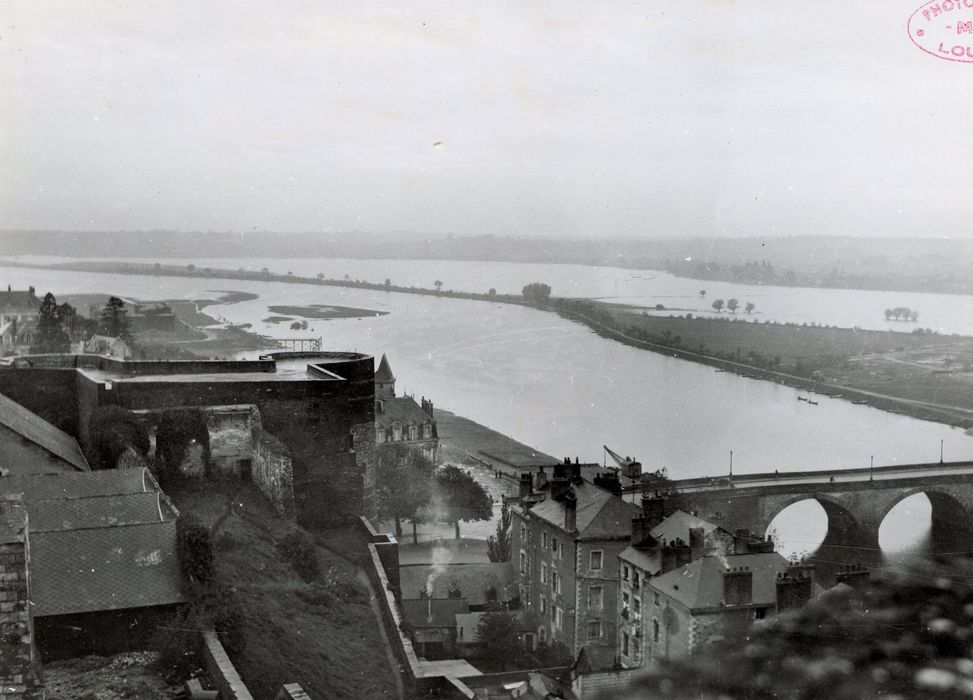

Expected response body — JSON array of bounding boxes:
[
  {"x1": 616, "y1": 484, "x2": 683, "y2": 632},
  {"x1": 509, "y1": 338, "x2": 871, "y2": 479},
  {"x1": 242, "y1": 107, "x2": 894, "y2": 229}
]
[
  {"x1": 27, "y1": 492, "x2": 165, "y2": 532},
  {"x1": 527, "y1": 481, "x2": 640, "y2": 539},
  {"x1": 648, "y1": 552, "x2": 790, "y2": 611},
  {"x1": 375, "y1": 353, "x2": 395, "y2": 383},
  {"x1": 0, "y1": 391, "x2": 89, "y2": 471},
  {"x1": 650, "y1": 510, "x2": 724, "y2": 545},
  {"x1": 0, "y1": 290, "x2": 38, "y2": 312},
  {"x1": 0, "y1": 468, "x2": 149, "y2": 501},
  {"x1": 375, "y1": 396, "x2": 433, "y2": 428}
]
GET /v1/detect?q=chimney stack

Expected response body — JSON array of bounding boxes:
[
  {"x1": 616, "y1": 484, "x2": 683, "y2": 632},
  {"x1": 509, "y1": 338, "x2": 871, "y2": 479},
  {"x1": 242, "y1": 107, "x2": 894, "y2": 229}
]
[
  {"x1": 631, "y1": 517, "x2": 656, "y2": 549},
  {"x1": 535, "y1": 466, "x2": 548, "y2": 491},
  {"x1": 660, "y1": 538, "x2": 692, "y2": 573},
  {"x1": 594, "y1": 472, "x2": 621, "y2": 496},
  {"x1": 641, "y1": 495, "x2": 665, "y2": 529},
  {"x1": 564, "y1": 492, "x2": 577, "y2": 532},
  {"x1": 519, "y1": 473, "x2": 533, "y2": 503},
  {"x1": 723, "y1": 567, "x2": 753, "y2": 605},
  {"x1": 776, "y1": 565, "x2": 814, "y2": 611}
]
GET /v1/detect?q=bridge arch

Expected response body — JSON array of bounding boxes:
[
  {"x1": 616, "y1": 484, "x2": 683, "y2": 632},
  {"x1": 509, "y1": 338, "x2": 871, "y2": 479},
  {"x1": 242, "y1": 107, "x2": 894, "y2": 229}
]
[
  {"x1": 764, "y1": 494, "x2": 868, "y2": 574},
  {"x1": 877, "y1": 487, "x2": 973, "y2": 559}
]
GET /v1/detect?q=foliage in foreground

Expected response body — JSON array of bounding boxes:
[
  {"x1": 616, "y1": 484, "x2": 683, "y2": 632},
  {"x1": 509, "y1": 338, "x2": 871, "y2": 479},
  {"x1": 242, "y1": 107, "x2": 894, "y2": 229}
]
[
  {"x1": 618, "y1": 558, "x2": 973, "y2": 699},
  {"x1": 434, "y1": 464, "x2": 494, "y2": 539}
]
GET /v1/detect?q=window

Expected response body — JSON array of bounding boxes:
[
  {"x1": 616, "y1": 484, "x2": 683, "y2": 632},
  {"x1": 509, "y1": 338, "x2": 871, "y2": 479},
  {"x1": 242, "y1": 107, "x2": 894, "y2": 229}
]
[
  {"x1": 623, "y1": 565, "x2": 629, "y2": 581},
  {"x1": 753, "y1": 608, "x2": 767, "y2": 620},
  {"x1": 634, "y1": 598, "x2": 641, "y2": 614},
  {"x1": 588, "y1": 620, "x2": 602, "y2": 639},
  {"x1": 552, "y1": 571, "x2": 561, "y2": 596},
  {"x1": 521, "y1": 524, "x2": 528, "y2": 542},
  {"x1": 555, "y1": 607, "x2": 563, "y2": 630},
  {"x1": 376, "y1": 429, "x2": 386, "y2": 444},
  {"x1": 539, "y1": 627, "x2": 547, "y2": 643},
  {"x1": 540, "y1": 596, "x2": 547, "y2": 614},
  {"x1": 622, "y1": 632, "x2": 630, "y2": 656},
  {"x1": 392, "y1": 426, "x2": 402, "y2": 441},
  {"x1": 653, "y1": 619, "x2": 660, "y2": 643},
  {"x1": 520, "y1": 550, "x2": 527, "y2": 574},
  {"x1": 588, "y1": 586, "x2": 603, "y2": 610},
  {"x1": 409, "y1": 425, "x2": 418, "y2": 440},
  {"x1": 654, "y1": 591, "x2": 660, "y2": 607},
  {"x1": 542, "y1": 531, "x2": 548, "y2": 549},
  {"x1": 423, "y1": 423, "x2": 432, "y2": 438},
  {"x1": 632, "y1": 571, "x2": 640, "y2": 589},
  {"x1": 541, "y1": 562, "x2": 548, "y2": 584},
  {"x1": 551, "y1": 538, "x2": 558, "y2": 557},
  {"x1": 590, "y1": 550, "x2": 603, "y2": 571}
]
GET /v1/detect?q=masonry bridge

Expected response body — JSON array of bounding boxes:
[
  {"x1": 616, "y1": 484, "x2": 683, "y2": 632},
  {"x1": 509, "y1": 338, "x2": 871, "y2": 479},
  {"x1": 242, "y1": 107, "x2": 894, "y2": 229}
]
[{"x1": 667, "y1": 460, "x2": 973, "y2": 583}]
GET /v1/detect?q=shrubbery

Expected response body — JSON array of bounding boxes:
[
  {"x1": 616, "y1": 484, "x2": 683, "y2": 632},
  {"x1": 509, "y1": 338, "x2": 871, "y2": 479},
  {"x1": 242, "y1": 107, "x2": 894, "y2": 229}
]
[{"x1": 277, "y1": 531, "x2": 320, "y2": 583}]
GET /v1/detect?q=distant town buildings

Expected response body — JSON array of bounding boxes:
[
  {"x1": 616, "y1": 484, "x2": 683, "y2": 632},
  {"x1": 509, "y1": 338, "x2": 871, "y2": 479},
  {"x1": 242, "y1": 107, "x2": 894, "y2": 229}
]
[{"x1": 374, "y1": 353, "x2": 439, "y2": 463}]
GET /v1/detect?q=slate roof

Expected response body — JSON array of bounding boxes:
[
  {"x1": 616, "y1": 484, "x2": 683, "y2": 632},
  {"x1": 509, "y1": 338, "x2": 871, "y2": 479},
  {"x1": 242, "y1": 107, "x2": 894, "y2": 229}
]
[
  {"x1": 0, "y1": 290, "x2": 38, "y2": 312},
  {"x1": 376, "y1": 396, "x2": 433, "y2": 427},
  {"x1": 527, "y1": 481, "x2": 640, "y2": 539},
  {"x1": 375, "y1": 353, "x2": 395, "y2": 383},
  {"x1": 0, "y1": 467, "x2": 184, "y2": 617},
  {"x1": 399, "y1": 562, "x2": 516, "y2": 604},
  {"x1": 30, "y1": 520, "x2": 184, "y2": 617},
  {"x1": 27, "y1": 492, "x2": 167, "y2": 532},
  {"x1": 0, "y1": 391, "x2": 89, "y2": 472},
  {"x1": 401, "y1": 597, "x2": 470, "y2": 629},
  {"x1": 619, "y1": 546, "x2": 660, "y2": 575},
  {"x1": 650, "y1": 510, "x2": 724, "y2": 545},
  {"x1": 0, "y1": 468, "x2": 150, "y2": 501},
  {"x1": 648, "y1": 552, "x2": 790, "y2": 611}
]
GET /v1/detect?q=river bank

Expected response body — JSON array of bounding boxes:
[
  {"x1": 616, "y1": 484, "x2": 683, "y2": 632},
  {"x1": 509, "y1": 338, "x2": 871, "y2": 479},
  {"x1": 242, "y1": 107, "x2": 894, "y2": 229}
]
[{"x1": 15, "y1": 258, "x2": 973, "y2": 431}]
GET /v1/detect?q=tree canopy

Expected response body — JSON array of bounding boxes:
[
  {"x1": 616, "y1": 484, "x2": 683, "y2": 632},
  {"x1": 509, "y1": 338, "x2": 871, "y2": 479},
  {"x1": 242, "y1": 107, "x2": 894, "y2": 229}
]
[
  {"x1": 30, "y1": 292, "x2": 71, "y2": 354},
  {"x1": 476, "y1": 610, "x2": 525, "y2": 671},
  {"x1": 486, "y1": 500, "x2": 512, "y2": 562},
  {"x1": 433, "y1": 465, "x2": 493, "y2": 539},
  {"x1": 98, "y1": 296, "x2": 133, "y2": 340},
  {"x1": 521, "y1": 282, "x2": 552, "y2": 304},
  {"x1": 374, "y1": 444, "x2": 434, "y2": 543},
  {"x1": 87, "y1": 405, "x2": 150, "y2": 470}
]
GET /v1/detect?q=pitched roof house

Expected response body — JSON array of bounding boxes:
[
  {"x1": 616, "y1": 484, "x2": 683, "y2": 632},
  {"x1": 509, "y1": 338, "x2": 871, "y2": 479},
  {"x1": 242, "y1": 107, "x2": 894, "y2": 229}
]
[
  {"x1": 0, "y1": 391, "x2": 89, "y2": 473},
  {"x1": 374, "y1": 354, "x2": 438, "y2": 463}
]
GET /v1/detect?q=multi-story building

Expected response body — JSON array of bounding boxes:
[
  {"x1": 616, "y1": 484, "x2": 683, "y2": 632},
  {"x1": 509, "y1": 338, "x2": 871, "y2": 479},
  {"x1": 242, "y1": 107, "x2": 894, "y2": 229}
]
[
  {"x1": 374, "y1": 354, "x2": 439, "y2": 463},
  {"x1": 510, "y1": 461, "x2": 641, "y2": 670},
  {"x1": 618, "y1": 500, "x2": 811, "y2": 667}
]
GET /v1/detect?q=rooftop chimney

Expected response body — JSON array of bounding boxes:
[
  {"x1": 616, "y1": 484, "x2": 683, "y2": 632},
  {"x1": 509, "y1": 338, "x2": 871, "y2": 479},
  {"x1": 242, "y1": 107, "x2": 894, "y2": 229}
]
[
  {"x1": 733, "y1": 529, "x2": 752, "y2": 555},
  {"x1": 835, "y1": 564, "x2": 870, "y2": 590},
  {"x1": 594, "y1": 472, "x2": 622, "y2": 496},
  {"x1": 631, "y1": 516, "x2": 657, "y2": 549},
  {"x1": 535, "y1": 466, "x2": 548, "y2": 491},
  {"x1": 564, "y1": 492, "x2": 577, "y2": 532},
  {"x1": 776, "y1": 564, "x2": 814, "y2": 610},
  {"x1": 519, "y1": 473, "x2": 533, "y2": 504},
  {"x1": 641, "y1": 496, "x2": 665, "y2": 530},
  {"x1": 723, "y1": 567, "x2": 753, "y2": 606},
  {"x1": 660, "y1": 538, "x2": 692, "y2": 573}
]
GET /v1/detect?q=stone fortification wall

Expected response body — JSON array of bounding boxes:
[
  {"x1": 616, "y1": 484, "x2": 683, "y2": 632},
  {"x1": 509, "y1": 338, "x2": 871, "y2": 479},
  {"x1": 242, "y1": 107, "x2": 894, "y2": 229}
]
[
  {"x1": 0, "y1": 498, "x2": 43, "y2": 700},
  {"x1": 201, "y1": 630, "x2": 254, "y2": 700},
  {"x1": 0, "y1": 354, "x2": 375, "y2": 526},
  {"x1": 253, "y1": 429, "x2": 295, "y2": 518}
]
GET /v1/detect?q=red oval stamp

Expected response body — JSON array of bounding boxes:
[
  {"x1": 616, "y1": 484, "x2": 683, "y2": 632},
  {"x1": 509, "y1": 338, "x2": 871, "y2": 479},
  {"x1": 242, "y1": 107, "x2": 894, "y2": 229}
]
[{"x1": 909, "y1": 0, "x2": 973, "y2": 62}]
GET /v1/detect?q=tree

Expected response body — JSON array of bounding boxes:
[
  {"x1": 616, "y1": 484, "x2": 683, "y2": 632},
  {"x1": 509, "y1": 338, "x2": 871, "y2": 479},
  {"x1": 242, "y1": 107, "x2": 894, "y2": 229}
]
[
  {"x1": 910, "y1": 309, "x2": 919, "y2": 322},
  {"x1": 434, "y1": 280, "x2": 443, "y2": 292},
  {"x1": 30, "y1": 292, "x2": 71, "y2": 354},
  {"x1": 87, "y1": 405, "x2": 150, "y2": 470},
  {"x1": 727, "y1": 298, "x2": 739, "y2": 313},
  {"x1": 488, "y1": 288, "x2": 497, "y2": 298},
  {"x1": 476, "y1": 610, "x2": 525, "y2": 671},
  {"x1": 699, "y1": 290, "x2": 706, "y2": 298},
  {"x1": 745, "y1": 302, "x2": 756, "y2": 314},
  {"x1": 521, "y1": 282, "x2": 552, "y2": 304},
  {"x1": 486, "y1": 501, "x2": 512, "y2": 562},
  {"x1": 712, "y1": 299, "x2": 725, "y2": 313},
  {"x1": 434, "y1": 465, "x2": 493, "y2": 539},
  {"x1": 885, "y1": 308, "x2": 893, "y2": 320},
  {"x1": 384, "y1": 278, "x2": 391, "y2": 289},
  {"x1": 99, "y1": 296, "x2": 132, "y2": 340},
  {"x1": 374, "y1": 445, "x2": 434, "y2": 544}
]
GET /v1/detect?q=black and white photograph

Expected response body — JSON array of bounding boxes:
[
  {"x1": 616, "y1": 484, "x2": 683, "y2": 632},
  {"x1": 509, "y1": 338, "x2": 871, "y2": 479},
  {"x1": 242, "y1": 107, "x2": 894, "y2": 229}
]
[{"x1": 3, "y1": 2, "x2": 973, "y2": 698}]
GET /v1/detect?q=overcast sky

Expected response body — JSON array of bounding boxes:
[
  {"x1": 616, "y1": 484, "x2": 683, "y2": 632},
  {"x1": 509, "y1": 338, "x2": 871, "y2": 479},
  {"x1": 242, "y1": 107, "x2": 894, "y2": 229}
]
[{"x1": 2, "y1": 1, "x2": 971, "y2": 238}]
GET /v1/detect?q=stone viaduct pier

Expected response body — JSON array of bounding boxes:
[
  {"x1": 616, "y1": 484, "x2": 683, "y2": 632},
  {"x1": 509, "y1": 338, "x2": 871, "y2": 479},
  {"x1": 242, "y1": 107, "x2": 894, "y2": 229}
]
[{"x1": 667, "y1": 460, "x2": 973, "y2": 583}]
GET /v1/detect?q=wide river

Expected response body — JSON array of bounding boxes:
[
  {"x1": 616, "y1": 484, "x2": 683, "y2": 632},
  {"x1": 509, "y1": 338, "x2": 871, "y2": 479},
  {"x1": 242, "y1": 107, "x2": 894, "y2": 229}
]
[
  {"x1": 2, "y1": 260, "x2": 971, "y2": 481},
  {"x1": 18, "y1": 255, "x2": 973, "y2": 335}
]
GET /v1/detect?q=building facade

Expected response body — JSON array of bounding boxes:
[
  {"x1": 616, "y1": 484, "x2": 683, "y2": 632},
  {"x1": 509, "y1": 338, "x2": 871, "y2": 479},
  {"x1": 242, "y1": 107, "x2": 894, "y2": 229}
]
[
  {"x1": 510, "y1": 462, "x2": 640, "y2": 670},
  {"x1": 374, "y1": 354, "x2": 439, "y2": 463}
]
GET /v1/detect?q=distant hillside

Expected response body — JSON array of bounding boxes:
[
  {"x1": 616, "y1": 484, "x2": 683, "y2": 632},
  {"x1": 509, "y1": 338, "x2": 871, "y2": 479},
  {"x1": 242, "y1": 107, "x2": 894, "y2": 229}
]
[{"x1": 1, "y1": 230, "x2": 972, "y2": 294}]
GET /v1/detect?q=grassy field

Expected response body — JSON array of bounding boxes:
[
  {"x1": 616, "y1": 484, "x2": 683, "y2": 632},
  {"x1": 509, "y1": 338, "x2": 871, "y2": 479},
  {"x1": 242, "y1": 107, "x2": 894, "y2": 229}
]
[
  {"x1": 607, "y1": 309, "x2": 960, "y2": 361},
  {"x1": 169, "y1": 483, "x2": 399, "y2": 700}
]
